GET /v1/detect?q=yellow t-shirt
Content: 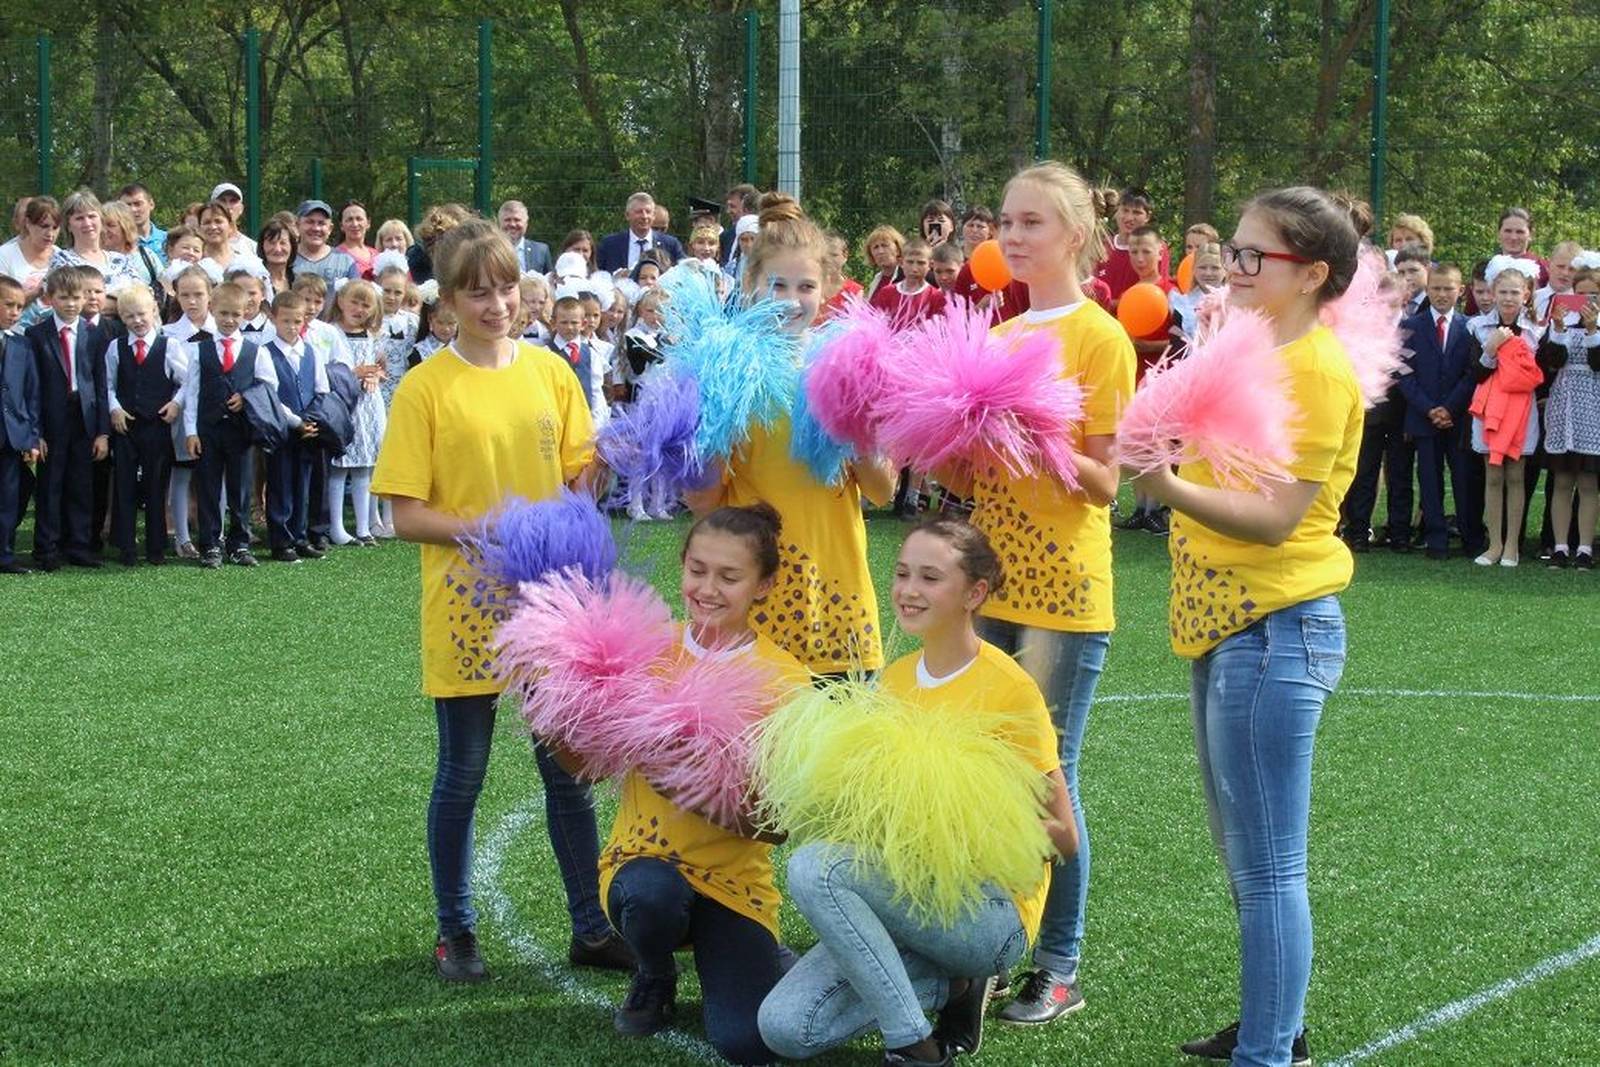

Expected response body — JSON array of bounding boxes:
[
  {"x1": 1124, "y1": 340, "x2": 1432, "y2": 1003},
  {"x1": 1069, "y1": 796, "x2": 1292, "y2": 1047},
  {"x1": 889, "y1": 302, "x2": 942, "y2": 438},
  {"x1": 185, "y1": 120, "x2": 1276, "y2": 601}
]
[
  {"x1": 970, "y1": 302, "x2": 1135, "y2": 633},
  {"x1": 599, "y1": 630, "x2": 810, "y2": 936},
  {"x1": 722, "y1": 416, "x2": 884, "y2": 673},
  {"x1": 371, "y1": 342, "x2": 595, "y2": 697},
  {"x1": 1168, "y1": 325, "x2": 1363, "y2": 658},
  {"x1": 879, "y1": 642, "x2": 1059, "y2": 943}
]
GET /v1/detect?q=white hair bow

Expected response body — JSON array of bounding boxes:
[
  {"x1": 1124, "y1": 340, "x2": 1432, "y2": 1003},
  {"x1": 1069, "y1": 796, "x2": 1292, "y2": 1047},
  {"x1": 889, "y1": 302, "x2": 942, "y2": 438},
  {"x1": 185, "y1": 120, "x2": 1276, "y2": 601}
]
[{"x1": 1484, "y1": 254, "x2": 1540, "y2": 285}]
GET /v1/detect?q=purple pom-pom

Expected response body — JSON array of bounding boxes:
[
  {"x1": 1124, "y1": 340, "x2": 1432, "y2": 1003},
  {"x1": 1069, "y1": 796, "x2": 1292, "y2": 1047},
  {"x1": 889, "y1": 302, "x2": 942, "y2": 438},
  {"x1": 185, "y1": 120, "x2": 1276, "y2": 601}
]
[
  {"x1": 596, "y1": 368, "x2": 706, "y2": 500},
  {"x1": 458, "y1": 490, "x2": 616, "y2": 589}
]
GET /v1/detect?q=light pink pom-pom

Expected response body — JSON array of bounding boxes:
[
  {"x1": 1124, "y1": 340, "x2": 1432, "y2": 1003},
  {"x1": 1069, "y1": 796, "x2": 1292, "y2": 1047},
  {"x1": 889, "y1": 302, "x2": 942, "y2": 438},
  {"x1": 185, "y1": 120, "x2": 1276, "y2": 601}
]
[
  {"x1": 875, "y1": 299, "x2": 1084, "y2": 486},
  {"x1": 1116, "y1": 307, "x2": 1297, "y2": 491},
  {"x1": 495, "y1": 571, "x2": 677, "y2": 778},
  {"x1": 804, "y1": 297, "x2": 897, "y2": 454},
  {"x1": 632, "y1": 646, "x2": 794, "y2": 828},
  {"x1": 1321, "y1": 250, "x2": 1404, "y2": 407}
]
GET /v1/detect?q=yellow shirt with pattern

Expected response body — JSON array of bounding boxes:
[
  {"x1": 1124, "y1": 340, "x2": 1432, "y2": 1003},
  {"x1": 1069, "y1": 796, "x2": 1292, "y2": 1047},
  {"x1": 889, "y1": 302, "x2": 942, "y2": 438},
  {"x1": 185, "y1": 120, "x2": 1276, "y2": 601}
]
[
  {"x1": 372, "y1": 342, "x2": 595, "y2": 697},
  {"x1": 599, "y1": 630, "x2": 810, "y2": 936},
  {"x1": 1168, "y1": 325, "x2": 1363, "y2": 657},
  {"x1": 970, "y1": 302, "x2": 1135, "y2": 633},
  {"x1": 879, "y1": 642, "x2": 1059, "y2": 943},
  {"x1": 722, "y1": 416, "x2": 884, "y2": 673}
]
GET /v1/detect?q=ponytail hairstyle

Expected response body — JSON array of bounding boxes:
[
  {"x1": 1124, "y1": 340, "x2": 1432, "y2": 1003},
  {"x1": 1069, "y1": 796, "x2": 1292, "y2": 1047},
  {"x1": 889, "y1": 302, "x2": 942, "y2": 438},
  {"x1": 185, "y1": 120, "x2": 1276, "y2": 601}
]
[
  {"x1": 741, "y1": 193, "x2": 827, "y2": 300},
  {"x1": 1242, "y1": 186, "x2": 1361, "y2": 303},
  {"x1": 1003, "y1": 161, "x2": 1115, "y2": 278},
  {"x1": 1329, "y1": 190, "x2": 1375, "y2": 240},
  {"x1": 909, "y1": 518, "x2": 1005, "y2": 601},
  {"x1": 684, "y1": 502, "x2": 783, "y2": 580}
]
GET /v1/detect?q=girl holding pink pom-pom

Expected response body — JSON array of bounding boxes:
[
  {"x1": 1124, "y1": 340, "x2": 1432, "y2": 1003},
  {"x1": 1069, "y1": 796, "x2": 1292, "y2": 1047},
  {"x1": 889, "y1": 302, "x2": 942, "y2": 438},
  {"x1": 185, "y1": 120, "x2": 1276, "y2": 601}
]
[
  {"x1": 1126, "y1": 187, "x2": 1365, "y2": 1067},
  {"x1": 954, "y1": 161, "x2": 1134, "y2": 1026},
  {"x1": 685, "y1": 194, "x2": 896, "y2": 679},
  {"x1": 572, "y1": 502, "x2": 809, "y2": 1062}
]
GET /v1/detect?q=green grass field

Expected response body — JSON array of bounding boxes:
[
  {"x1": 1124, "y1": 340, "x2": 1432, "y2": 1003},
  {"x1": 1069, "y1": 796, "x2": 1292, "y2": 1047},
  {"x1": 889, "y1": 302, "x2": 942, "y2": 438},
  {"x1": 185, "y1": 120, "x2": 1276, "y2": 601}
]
[{"x1": 3, "y1": 505, "x2": 1597, "y2": 1066}]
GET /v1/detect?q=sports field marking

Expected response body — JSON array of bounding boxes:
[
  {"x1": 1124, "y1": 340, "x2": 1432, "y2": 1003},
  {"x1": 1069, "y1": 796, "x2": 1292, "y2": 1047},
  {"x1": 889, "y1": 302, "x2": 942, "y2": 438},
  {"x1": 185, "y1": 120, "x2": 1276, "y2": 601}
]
[
  {"x1": 1096, "y1": 687, "x2": 1600, "y2": 705},
  {"x1": 1325, "y1": 932, "x2": 1600, "y2": 1066},
  {"x1": 475, "y1": 794, "x2": 721, "y2": 1064}
]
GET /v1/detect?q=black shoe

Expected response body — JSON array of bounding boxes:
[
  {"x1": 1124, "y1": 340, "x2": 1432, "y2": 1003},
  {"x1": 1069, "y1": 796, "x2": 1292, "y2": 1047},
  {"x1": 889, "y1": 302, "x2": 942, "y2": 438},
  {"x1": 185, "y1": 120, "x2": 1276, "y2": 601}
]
[
  {"x1": 933, "y1": 975, "x2": 995, "y2": 1055},
  {"x1": 358, "y1": 534, "x2": 378, "y2": 547},
  {"x1": 883, "y1": 1044, "x2": 952, "y2": 1067},
  {"x1": 119, "y1": 553, "x2": 139, "y2": 567},
  {"x1": 1180, "y1": 1020, "x2": 1311, "y2": 1066},
  {"x1": 434, "y1": 929, "x2": 489, "y2": 983},
  {"x1": 0, "y1": 560, "x2": 32, "y2": 575},
  {"x1": 310, "y1": 535, "x2": 331, "y2": 552},
  {"x1": 614, "y1": 971, "x2": 676, "y2": 1037},
  {"x1": 230, "y1": 548, "x2": 259, "y2": 567},
  {"x1": 200, "y1": 548, "x2": 223, "y2": 570},
  {"x1": 1345, "y1": 536, "x2": 1370, "y2": 554},
  {"x1": 1388, "y1": 538, "x2": 1412, "y2": 553},
  {"x1": 34, "y1": 556, "x2": 61, "y2": 572},
  {"x1": 1548, "y1": 548, "x2": 1570, "y2": 569},
  {"x1": 1425, "y1": 548, "x2": 1449, "y2": 561},
  {"x1": 1114, "y1": 511, "x2": 1147, "y2": 531},
  {"x1": 294, "y1": 541, "x2": 326, "y2": 560},
  {"x1": 997, "y1": 968, "x2": 1084, "y2": 1025},
  {"x1": 989, "y1": 970, "x2": 1011, "y2": 1001},
  {"x1": 1144, "y1": 509, "x2": 1170, "y2": 536},
  {"x1": 66, "y1": 552, "x2": 102, "y2": 568},
  {"x1": 568, "y1": 930, "x2": 637, "y2": 972},
  {"x1": 1576, "y1": 551, "x2": 1595, "y2": 570},
  {"x1": 147, "y1": 556, "x2": 166, "y2": 567},
  {"x1": 272, "y1": 547, "x2": 301, "y2": 564}
]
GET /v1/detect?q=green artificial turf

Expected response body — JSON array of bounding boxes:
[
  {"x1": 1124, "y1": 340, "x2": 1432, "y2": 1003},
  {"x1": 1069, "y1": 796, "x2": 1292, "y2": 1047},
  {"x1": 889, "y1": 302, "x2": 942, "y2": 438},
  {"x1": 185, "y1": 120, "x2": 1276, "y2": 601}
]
[{"x1": 2, "y1": 505, "x2": 1597, "y2": 1065}]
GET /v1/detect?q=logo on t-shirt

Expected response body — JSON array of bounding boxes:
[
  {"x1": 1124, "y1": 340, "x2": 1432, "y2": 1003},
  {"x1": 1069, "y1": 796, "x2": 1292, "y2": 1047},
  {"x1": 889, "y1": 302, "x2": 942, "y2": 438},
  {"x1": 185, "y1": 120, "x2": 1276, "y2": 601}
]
[{"x1": 536, "y1": 411, "x2": 557, "y2": 460}]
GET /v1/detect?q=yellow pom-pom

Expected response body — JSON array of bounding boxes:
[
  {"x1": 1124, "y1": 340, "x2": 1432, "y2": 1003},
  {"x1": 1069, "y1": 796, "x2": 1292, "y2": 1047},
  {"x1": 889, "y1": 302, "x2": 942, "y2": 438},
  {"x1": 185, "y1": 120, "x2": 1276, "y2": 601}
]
[{"x1": 751, "y1": 680, "x2": 1052, "y2": 925}]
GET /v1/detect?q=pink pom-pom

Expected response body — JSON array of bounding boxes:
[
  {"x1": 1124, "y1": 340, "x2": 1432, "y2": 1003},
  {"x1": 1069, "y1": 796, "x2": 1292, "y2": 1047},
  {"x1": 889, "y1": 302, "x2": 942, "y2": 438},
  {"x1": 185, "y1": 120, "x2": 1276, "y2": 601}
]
[
  {"x1": 1321, "y1": 250, "x2": 1404, "y2": 407},
  {"x1": 632, "y1": 646, "x2": 796, "y2": 828},
  {"x1": 495, "y1": 570, "x2": 677, "y2": 778},
  {"x1": 1117, "y1": 307, "x2": 1297, "y2": 490},
  {"x1": 804, "y1": 297, "x2": 897, "y2": 454},
  {"x1": 875, "y1": 299, "x2": 1084, "y2": 487}
]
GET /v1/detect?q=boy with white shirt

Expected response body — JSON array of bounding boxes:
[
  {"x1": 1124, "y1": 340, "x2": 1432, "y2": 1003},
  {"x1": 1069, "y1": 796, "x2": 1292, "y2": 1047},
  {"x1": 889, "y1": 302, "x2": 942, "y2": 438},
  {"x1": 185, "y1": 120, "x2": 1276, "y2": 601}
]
[
  {"x1": 259, "y1": 291, "x2": 328, "y2": 563},
  {"x1": 105, "y1": 284, "x2": 181, "y2": 565},
  {"x1": 181, "y1": 282, "x2": 273, "y2": 569}
]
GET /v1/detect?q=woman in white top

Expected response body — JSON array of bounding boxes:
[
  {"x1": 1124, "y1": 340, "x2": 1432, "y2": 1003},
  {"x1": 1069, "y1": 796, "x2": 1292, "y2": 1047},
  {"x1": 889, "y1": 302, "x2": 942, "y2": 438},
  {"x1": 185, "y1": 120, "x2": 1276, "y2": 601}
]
[
  {"x1": 197, "y1": 200, "x2": 266, "y2": 282},
  {"x1": 0, "y1": 196, "x2": 63, "y2": 327},
  {"x1": 51, "y1": 189, "x2": 134, "y2": 287}
]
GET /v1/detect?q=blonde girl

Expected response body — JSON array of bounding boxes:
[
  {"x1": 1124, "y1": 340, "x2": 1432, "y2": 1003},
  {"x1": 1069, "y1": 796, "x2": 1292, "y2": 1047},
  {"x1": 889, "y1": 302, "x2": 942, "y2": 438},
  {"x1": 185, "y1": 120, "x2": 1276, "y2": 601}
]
[{"x1": 323, "y1": 278, "x2": 387, "y2": 545}]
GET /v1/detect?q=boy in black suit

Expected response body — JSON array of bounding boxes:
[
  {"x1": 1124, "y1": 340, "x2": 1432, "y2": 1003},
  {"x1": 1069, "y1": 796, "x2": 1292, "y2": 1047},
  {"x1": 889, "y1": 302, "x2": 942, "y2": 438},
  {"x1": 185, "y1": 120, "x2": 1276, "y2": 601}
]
[
  {"x1": 0, "y1": 276, "x2": 41, "y2": 574},
  {"x1": 1398, "y1": 264, "x2": 1484, "y2": 558},
  {"x1": 75, "y1": 266, "x2": 124, "y2": 555},
  {"x1": 105, "y1": 283, "x2": 181, "y2": 566},
  {"x1": 26, "y1": 267, "x2": 110, "y2": 570}
]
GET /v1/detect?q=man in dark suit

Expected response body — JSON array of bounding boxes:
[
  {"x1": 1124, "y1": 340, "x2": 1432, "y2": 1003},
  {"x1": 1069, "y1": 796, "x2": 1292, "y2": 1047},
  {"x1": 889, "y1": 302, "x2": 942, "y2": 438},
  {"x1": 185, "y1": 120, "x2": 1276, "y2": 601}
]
[
  {"x1": 26, "y1": 268, "x2": 110, "y2": 569},
  {"x1": 1399, "y1": 265, "x2": 1484, "y2": 559},
  {"x1": 1, "y1": 329, "x2": 42, "y2": 573},
  {"x1": 595, "y1": 192, "x2": 686, "y2": 274},
  {"x1": 497, "y1": 199, "x2": 553, "y2": 275}
]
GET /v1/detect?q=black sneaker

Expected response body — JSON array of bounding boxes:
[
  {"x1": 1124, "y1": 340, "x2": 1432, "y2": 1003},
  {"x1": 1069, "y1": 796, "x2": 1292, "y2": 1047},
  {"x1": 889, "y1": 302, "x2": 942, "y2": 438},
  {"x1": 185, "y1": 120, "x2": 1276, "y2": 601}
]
[
  {"x1": 200, "y1": 548, "x2": 223, "y2": 570},
  {"x1": 434, "y1": 929, "x2": 489, "y2": 983},
  {"x1": 1114, "y1": 511, "x2": 1148, "y2": 531},
  {"x1": 882, "y1": 1045, "x2": 952, "y2": 1067},
  {"x1": 614, "y1": 971, "x2": 676, "y2": 1037},
  {"x1": 997, "y1": 968, "x2": 1084, "y2": 1025},
  {"x1": 933, "y1": 975, "x2": 995, "y2": 1055},
  {"x1": 310, "y1": 535, "x2": 331, "y2": 553},
  {"x1": 989, "y1": 970, "x2": 1011, "y2": 1001},
  {"x1": 1548, "y1": 548, "x2": 1570, "y2": 569},
  {"x1": 1145, "y1": 509, "x2": 1171, "y2": 536},
  {"x1": 1576, "y1": 551, "x2": 1595, "y2": 571},
  {"x1": 230, "y1": 548, "x2": 259, "y2": 567},
  {"x1": 569, "y1": 930, "x2": 637, "y2": 972},
  {"x1": 1180, "y1": 1020, "x2": 1311, "y2": 1066},
  {"x1": 272, "y1": 547, "x2": 301, "y2": 564},
  {"x1": 294, "y1": 541, "x2": 326, "y2": 560}
]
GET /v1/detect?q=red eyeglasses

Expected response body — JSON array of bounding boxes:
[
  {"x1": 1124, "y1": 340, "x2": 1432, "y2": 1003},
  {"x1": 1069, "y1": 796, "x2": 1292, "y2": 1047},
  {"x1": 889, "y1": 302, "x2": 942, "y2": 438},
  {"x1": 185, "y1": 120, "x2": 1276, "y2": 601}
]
[{"x1": 1221, "y1": 243, "x2": 1314, "y2": 276}]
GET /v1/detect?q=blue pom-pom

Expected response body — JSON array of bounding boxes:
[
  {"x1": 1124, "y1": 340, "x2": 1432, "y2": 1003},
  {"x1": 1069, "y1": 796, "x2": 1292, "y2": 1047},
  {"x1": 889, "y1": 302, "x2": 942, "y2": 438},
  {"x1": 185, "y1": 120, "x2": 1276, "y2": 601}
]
[
  {"x1": 596, "y1": 368, "x2": 706, "y2": 500},
  {"x1": 459, "y1": 490, "x2": 617, "y2": 588}
]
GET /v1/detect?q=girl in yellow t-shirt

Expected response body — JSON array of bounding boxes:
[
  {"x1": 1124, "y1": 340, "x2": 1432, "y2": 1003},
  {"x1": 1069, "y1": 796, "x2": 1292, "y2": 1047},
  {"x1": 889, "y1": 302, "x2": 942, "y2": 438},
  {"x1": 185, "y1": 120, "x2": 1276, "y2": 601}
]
[
  {"x1": 759, "y1": 520, "x2": 1078, "y2": 1066},
  {"x1": 371, "y1": 218, "x2": 620, "y2": 985},
  {"x1": 588, "y1": 503, "x2": 808, "y2": 1063},
  {"x1": 1127, "y1": 187, "x2": 1362, "y2": 1067},
  {"x1": 685, "y1": 195, "x2": 895, "y2": 678},
  {"x1": 959, "y1": 162, "x2": 1135, "y2": 1024}
]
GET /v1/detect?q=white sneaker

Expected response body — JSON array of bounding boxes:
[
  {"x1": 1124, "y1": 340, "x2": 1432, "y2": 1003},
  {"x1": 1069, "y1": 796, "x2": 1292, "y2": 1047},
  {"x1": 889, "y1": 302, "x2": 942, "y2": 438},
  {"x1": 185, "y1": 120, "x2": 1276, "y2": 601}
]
[
  {"x1": 1500, "y1": 556, "x2": 1519, "y2": 568},
  {"x1": 1474, "y1": 552, "x2": 1497, "y2": 566},
  {"x1": 627, "y1": 507, "x2": 653, "y2": 523}
]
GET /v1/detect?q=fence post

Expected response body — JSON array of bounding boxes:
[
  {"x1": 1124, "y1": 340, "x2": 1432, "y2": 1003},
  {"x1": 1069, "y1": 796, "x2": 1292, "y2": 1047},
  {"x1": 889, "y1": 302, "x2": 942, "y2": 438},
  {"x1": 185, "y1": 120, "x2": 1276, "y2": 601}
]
[
  {"x1": 477, "y1": 18, "x2": 493, "y2": 214},
  {"x1": 1035, "y1": 0, "x2": 1053, "y2": 161},
  {"x1": 408, "y1": 156, "x2": 420, "y2": 230},
  {"x1": 1369, "y1": 0, "x2": 1391, "y2": 224},
  {"x1": 743, "y1": 11, "x2": 758, "y2": 184},
  {"x1": 36, "y1": 34, "x2": 51, "y2": 194},
  {"x1": 310, "y1": 157, "x2": 323, "y2": 201},
  {"x1": 244, "y1": 26, "x2": 261, "y2": 235}
]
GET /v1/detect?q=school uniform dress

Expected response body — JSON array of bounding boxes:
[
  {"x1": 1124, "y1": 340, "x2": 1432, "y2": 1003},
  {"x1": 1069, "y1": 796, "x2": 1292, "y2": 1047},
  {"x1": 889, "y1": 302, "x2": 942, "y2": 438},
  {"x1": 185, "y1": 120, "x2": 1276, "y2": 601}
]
[
  {"x1": 0, "y1": 333, "x2": 42, "y2": 567},
  {"x1": 1398, "y1": 307, "x2": 1483, "y2": 554},
  {"x1": 26, "y1": 315, "x2": 109, "y2": 564},
  {"x1": 380, "y1": 312, "x2": 419, "y2": 404},
  {"x1": 181, "y1": 332, "x2": 274, "y2": 554},
  {"x1": 106, "y1": 331, "x2": 181, "y2": 562},
  {"x1": 161, "y1": 317, "x2": 213, "y2": 472},
  {"x1": 1468, "y1": 314, "x2": 1542, "y2": 457},
  {"x1": 331, "y1": 334, "x2": 387, "y2": 468},
  {"x1": 263, "y1": 337, "x2": 330, "y2": 550}
]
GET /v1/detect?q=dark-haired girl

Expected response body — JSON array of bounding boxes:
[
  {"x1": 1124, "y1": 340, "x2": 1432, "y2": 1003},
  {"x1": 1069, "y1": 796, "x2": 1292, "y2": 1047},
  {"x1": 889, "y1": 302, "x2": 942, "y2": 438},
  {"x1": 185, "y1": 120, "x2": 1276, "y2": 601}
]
[
  {"x1": 592, "y1": 504, "x2": 808, "y2": 1064},
  {"x1": 1129, "y1": 187, "x2": 1363, "y2": 1067}
]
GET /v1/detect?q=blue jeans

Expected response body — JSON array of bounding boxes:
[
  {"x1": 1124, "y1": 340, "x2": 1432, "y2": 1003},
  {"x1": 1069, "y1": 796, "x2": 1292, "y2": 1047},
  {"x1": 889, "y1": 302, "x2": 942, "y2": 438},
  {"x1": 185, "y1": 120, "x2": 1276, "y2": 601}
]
[
  {"x1": 609, "y1": 858, "x2": 782, "y2": 1065},
  {"x1": 428, "y1": 696, "x2": 610, "y2": 941},
  {"x1": 758, "y1": 843, "x2": 1027, "y2": 1057},
  {"x1": 978, "y1": 618, "x2": 1109, "y2": 981},
  {"x1": 1189, "y1": 597, "x2": 1346, "y2": 1067}
]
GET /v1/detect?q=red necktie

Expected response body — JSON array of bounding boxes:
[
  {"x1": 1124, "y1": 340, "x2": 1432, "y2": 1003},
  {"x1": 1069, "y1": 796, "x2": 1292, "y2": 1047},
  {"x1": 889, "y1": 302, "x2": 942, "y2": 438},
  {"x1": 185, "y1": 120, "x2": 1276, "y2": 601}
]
[
  {"x1": 221, "y1": 337, "x2": 236, "y2": 372},
  {"x1": 59, "y1": 327, "x2": 73, "y2": 385},
  {"x1": 1436, "y1": 314, "x2": 1447, "y2": 349},
  {"x1": 134, "y1": 338, "x2": 147, "y2": 366},
  {"x1": 566, "y1": 341, "x2": 580, "y2": 366}
]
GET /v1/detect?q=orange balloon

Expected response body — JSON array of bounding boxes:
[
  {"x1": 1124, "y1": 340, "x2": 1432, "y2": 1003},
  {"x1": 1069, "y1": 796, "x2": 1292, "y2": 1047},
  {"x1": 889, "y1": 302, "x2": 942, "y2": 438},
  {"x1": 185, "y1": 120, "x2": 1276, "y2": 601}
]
[
  {"x1": 1117, "y1": 282, "x2": 1170, "y2": 337},
  {"x1": 1175, "y1": 251, "x2": 1195, "y2": 293},
  {"x1": 969, "y1": 239, "x2": 1011, "y2": 292}
]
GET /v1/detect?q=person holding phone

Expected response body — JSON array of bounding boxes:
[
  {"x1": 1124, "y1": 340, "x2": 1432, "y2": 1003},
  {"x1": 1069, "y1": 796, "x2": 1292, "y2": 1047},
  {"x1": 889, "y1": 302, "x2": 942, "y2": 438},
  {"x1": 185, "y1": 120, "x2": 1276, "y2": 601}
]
[
  {"x1": 920, "y1": 200, "x2": 957, "y2": 249},
  {"x1": 1537, "y1": 259, "x2": 1600, "y2": 568}
]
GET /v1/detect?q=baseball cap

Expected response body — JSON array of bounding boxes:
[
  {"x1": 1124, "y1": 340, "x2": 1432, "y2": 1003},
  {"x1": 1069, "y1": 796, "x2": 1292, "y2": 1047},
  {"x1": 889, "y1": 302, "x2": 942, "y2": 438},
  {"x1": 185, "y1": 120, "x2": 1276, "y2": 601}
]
[
  {"x1": 210, "y1": 182, "x2": 243, "y2": 202},
  {"x1": 296, "y1": 199, "x2": 333, "y2": 218}
]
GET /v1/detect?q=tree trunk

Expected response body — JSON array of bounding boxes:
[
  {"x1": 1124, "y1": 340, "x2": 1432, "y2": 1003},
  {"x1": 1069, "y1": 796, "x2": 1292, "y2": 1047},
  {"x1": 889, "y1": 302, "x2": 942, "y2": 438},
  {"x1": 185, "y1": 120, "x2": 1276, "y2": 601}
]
[
  {"x1": 939, "y1": 0, "x2": 964, "y2": 208},
  {"x1": 1183, "y1": 0, "x2": 1218, "y2": 227},
  {"x1": 88, "y1": 12, "x2": 117, "y2": 190},
  {"x1": 558, "y1": 0, "x2": 622, "y2": 174},
  {"x1": 696, "y1": 1, "x2": 744, "y2": 192},
  {"x1": 1003, "y1": 0, "x2": 1031, "y2": 169}
]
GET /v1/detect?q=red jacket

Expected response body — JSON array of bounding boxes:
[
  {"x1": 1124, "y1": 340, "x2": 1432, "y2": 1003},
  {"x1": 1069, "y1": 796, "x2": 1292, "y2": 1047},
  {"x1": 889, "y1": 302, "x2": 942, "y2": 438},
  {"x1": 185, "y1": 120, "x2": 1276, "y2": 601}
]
[{"x1": 1468, "y1": 335, "x2": 1542, "y2": 464}]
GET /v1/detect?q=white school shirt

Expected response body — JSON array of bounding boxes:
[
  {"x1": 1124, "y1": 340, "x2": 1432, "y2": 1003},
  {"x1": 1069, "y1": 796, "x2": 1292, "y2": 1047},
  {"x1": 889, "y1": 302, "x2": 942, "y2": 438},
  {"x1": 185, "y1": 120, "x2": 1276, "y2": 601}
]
[
  {"x1": 180, "y1": 331, "x2": 278, "y2": 437},
  {"x1": 105, "y1": 328, "x2": 182, "y2": 415},
  {"x1": 262, "y1": 334, "x2": 330, "y2": 428},
  {"x1": 163, "y1": 314, "x2": 217, "y2": 345}
]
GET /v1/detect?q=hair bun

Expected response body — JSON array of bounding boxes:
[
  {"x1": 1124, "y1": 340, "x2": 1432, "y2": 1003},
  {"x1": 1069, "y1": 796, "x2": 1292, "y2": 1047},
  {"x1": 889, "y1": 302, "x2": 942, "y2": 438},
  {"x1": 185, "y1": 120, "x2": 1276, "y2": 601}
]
[
  {"x1": 1091, "y1": 186, "x2": 1120, "y2": 218},
  {"x1": 744, "y1": 500, "x2": 783, "y2": 539},
  {"x1": 757, "y1": 193, "x2": 804, "y2": 227}
]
